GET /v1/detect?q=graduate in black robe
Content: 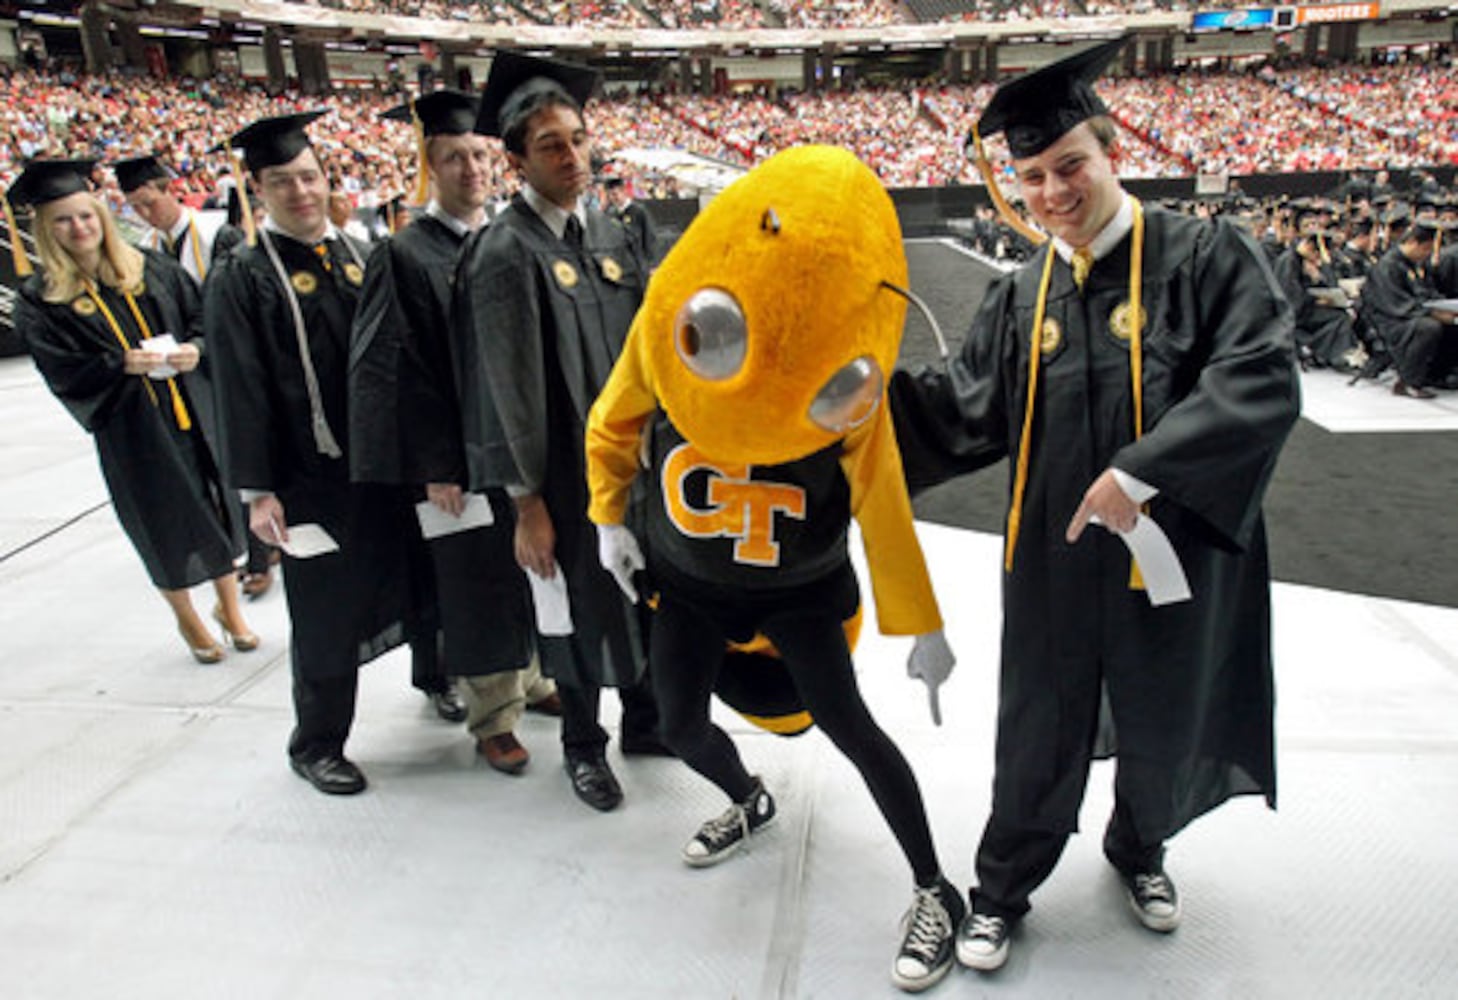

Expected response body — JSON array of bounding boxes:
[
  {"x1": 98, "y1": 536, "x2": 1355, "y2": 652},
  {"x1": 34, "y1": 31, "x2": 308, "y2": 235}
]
[
  {"x1": 889, "y1": 38, "x2": 1301, "y2": 971},
  {"x1": 452, "y1": 52, "x2": 662, "y2": 811},
  {"x1": 1360, "y1": 220, "x2": 1457, "y2": 397},
  {"x1": 350, "y1": 90, "x2": 549, "y2": 770},
  {"x1": 205, "y1": 113, "x2": 410, "y2": 795},
  {"x1": 115, "y1": 153, "x2": 271, "y2": 599},
  {"x1": 1273, "y1": 230, "x2": 1362, "y2": 371},
  {"x1": 10, "y1": 159, "x2": 256, "y2": 665},
  {"x1": 602, "y1": 176, "x2": 659, "y2": 266}
]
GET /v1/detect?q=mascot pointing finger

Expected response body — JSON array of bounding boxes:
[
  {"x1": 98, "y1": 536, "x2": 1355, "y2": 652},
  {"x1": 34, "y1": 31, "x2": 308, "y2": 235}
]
[{"x1": 585, "y1": 145, "x2": 964, "y2": 994}]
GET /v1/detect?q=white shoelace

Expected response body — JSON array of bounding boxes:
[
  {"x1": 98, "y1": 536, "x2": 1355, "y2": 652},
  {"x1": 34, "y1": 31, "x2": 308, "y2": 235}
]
[
  {"x1": 1134, "y1": 873, "x2": 1175, "y2": 904},
  {"x1": 901, "y1": 888, "x2": 951, "y2": 961},
  {"x1": 697, "y1": 804, "x2": 748, "y2": 850},
  {"x1": 965, "y1": 913, "x2": 1006, "y2": 942}
]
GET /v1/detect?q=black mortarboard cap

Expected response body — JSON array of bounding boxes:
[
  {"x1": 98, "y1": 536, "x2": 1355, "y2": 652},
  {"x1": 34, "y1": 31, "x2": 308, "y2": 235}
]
[
  {"x1": 601, "y1": 175, "x2": 625, "y2": 190},
  {"x1": 475, "y1": 51, "x2": 599, "y2": 140},
  {"x1": 222, "y1": 109, "x2": 328, "y2": 175},
  {"x1": 6, "y1": 158, "x2": 98, "y2": 208},
  {"x1": 1404, "y1": 217, "x2": 1442, "y2": 242},
  {"x1": 112, "y1": 154, "x2": 172, "y2": 194},
  {"x1": 382, "y1": 90, "x2": 479, "y2": 136},
  {"x1": 974, "y1": 35, "x2": 1129, "y2": 158}
]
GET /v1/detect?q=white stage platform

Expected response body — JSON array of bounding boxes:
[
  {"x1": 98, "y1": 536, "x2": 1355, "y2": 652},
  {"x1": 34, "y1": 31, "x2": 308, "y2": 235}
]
[{"x1": 1, "y1": 355, "x2": 1456, "y2": 999}]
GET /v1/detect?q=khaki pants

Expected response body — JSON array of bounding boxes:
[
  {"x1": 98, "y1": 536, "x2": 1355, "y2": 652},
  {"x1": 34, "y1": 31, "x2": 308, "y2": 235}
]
[{"x1": 457, "y1": 654, "x2": 555, "y2": 739}]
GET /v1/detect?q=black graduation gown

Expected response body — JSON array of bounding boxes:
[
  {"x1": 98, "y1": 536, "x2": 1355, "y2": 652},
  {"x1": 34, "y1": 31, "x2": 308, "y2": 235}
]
[
  {"x1": 1273, "y1": 247, "x2": 1359, "y2": 369},
  {"x1": 1435, "y1": 245, "x2": 1458, "y2": 297},
  {"x1": 349, "y1": 213, "x2": 532, "y2": 677},
  {"x1": 452, "y1": 195, "x2": 648, "y2": 690},
  {"x1": 890, "y1": 208, "x2": 1300, "y2": 843},
  {"x1": 607, "y1": 201, "x2": 660, "y2": 267},
  {"x1": 205, "y1": 229, "x2": 409, "y2": 679},
  {"x1": 1359, "y1": 247, "x2": 1437, "y2": 382},
  {"x1": 18, "y1": 253, "x2": 239, "y2": 590}
]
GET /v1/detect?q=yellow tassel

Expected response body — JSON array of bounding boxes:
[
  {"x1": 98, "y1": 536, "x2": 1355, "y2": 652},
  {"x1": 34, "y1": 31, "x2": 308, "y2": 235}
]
[
  {"x1": 411, "y1": 99, "x2": 431, "y2": 207},
  {"x1": 4, "y1": 194, "x2": 32, "y2": 278},
  {"x1": 969, "y1": 126, "x2": 1047, "y2": 248},
  {"x1": 232, "y1": 149, "x2": 256, "y2": 247}
]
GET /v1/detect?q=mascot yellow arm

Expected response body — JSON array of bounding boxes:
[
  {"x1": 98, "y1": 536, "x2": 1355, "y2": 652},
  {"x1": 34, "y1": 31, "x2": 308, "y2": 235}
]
[
  {"x1": 840, "y1": 401, "x2": 943, "y2": 637},
  {"x1": 586, "y1": 311, "x2": 658, "y2": 525}
]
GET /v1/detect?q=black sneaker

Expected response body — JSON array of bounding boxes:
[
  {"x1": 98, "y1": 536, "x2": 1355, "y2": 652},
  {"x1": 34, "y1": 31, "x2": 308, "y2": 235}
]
[
  {"x1": 1122, "y1": 868, "x2": 1181, "y2": 932},
  {"x1": 956, "y1": 904, "x2": 1010, "y2": 971},
  {"x1": 892, "y1": 878, "x2": 965, "y2": 993},
  {"x1": 682, "y1": 777, "x2": 775, "y2": 867}
]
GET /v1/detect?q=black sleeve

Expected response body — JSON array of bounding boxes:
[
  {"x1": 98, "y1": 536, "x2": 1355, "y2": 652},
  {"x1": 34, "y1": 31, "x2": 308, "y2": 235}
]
[
  {"x1": 205, "y1": 252, "x2": 279, "y2": 491},
  {"x1": 16, "y1": 284, "x2": 131, "y2": 433},
  {"x1": 888, "y1": 275, "x2": 1016, "y2": 494}
]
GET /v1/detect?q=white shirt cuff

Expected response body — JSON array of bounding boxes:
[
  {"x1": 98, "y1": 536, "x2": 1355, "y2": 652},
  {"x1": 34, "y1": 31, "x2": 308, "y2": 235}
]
[
  {"x1": 239, "y1": 489, "x2": 274, "y2": 503},
  {"x1": 1111, "y1": 468, "x2": 1158, "y2": 504}
]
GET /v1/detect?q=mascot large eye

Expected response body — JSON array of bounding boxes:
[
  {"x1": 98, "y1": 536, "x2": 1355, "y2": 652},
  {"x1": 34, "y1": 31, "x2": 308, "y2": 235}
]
[
  {"x1": 674, "y1": 288, "x2": 746, "y2": 381},
  {"x1": 809, "y1": 356, "x2": 883, "y2": 433}
]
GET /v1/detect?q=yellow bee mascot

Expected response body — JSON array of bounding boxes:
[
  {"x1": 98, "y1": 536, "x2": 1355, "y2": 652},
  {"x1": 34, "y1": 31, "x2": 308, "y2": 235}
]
[{"x1": 585, "y1": 145, "x2": 964, "y2": 994}]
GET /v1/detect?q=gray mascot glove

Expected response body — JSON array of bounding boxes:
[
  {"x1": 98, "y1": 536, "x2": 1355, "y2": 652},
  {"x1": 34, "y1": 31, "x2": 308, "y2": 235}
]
[{"x1": 907, "y1": 629, "x2": 956, "y2": 725}]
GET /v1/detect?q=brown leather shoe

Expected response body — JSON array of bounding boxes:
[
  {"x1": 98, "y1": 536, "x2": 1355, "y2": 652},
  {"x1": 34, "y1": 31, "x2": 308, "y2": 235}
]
[
  {"x1": 526, "y1": 692, "x2": 563, "y2": 716},
  {"x1": 477, "y1": 733, "x2": 530, "y2": 775},
  {"x1": 240, "y1": 569, "x2": 273, "y2": 599},
  {"x1": 1393, "y1": 379, "x2": 1437, "y2": 399}
]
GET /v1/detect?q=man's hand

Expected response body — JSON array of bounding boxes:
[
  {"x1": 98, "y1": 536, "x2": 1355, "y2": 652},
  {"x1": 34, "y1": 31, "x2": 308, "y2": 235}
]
[
  {"x1": 1067, "y1": 468, "x2": 1138, "y2": 542},
  {"x1": 249, "y1": 494, "x2": 288, "y2": 546},
  {"x1": 513, "y1": 494, "x2": 556, "y2": 578},
  {"x1": 596, "y1": 523, "x2": 644, "y2": 603},
  {"x1": 907, "y1": 630, "x2": 955, "y2": 726},
  {"x1": 426, "y1": 482, "x2": 465, "y2": 516}
]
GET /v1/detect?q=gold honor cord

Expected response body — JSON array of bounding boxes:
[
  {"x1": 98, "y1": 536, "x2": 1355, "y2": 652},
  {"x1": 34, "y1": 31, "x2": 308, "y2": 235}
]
[
  {"x1": 969, "y1": 126, "x2": 1047, "y2": 247},
  {"x1": 1126, "y1": 198, "x2": 1146, "y2": 590},
  {"x1": 4, "y1": 194, "x2": 32, "y2": 277},
  {"x1": 1003, "y1": 196, "x2": 1147, "y2": 594},
  {"x1": 410, "y1": 99, "x2": 431, "y2": 207},
  {"x1": 1003, "y1": 246, "x2": 1057, "y2": 572},
  {"x1": 185, "y1": 216, "x2": 207, "y2": 279},
  {"x1": 84, "y1": 281, "x2": 193, "y2": 431}
]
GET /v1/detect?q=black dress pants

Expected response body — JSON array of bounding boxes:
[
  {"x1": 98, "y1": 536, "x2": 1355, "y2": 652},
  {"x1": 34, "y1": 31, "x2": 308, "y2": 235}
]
[{"x1": 559, "y1": 670, "x2": 660, "y2": 761}]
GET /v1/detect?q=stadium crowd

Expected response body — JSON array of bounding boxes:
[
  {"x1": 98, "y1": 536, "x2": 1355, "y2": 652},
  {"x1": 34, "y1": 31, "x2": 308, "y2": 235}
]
[{"x1": 3, "y1": 53, "x2": 1455, "y2": 208}]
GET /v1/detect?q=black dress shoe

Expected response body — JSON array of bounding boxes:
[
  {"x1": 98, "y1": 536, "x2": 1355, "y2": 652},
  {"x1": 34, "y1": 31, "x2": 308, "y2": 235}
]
[
  {"x1": 427, "y1": 687, "x2": 468, "y2": 723},
  {"x1": 620, "y1": 734, "x2": 676, "y2": 758},
  {"x1": 565, "y1": 755, "x2": 623, "y2": 812},
  {"x1": 290, "y1": 754, "x2": 367, "y2": 795}
]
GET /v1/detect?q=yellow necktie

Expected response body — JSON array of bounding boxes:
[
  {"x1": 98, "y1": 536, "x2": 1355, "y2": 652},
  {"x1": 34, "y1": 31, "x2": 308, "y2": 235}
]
[
  {"x1": 1071, "y1": 247, "x2": 1094, "y2": 291},
  {"x1": 314, "y1": 242, "x2": 332, "y2": 272}
]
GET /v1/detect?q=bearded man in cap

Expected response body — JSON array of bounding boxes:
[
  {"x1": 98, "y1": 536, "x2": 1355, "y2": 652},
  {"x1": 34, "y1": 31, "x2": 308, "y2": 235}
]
[
  {"x1": 452, "y1": 52, "x2": 665, "y2": 813},
  {"x1": 889, "y1": 36, "x2": 1301, "y2": 971}
]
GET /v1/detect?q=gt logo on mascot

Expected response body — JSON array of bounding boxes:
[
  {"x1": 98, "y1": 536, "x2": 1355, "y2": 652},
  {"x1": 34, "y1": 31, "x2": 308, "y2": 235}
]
[{"x1": 661, "y1": 442, "x2": 806, "y2": 567}]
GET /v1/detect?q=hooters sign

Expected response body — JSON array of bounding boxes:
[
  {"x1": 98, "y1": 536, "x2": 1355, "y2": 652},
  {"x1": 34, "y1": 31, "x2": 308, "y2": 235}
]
[{"x1": 661, "y1": 443, "x2": 806, "y2": 567}]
